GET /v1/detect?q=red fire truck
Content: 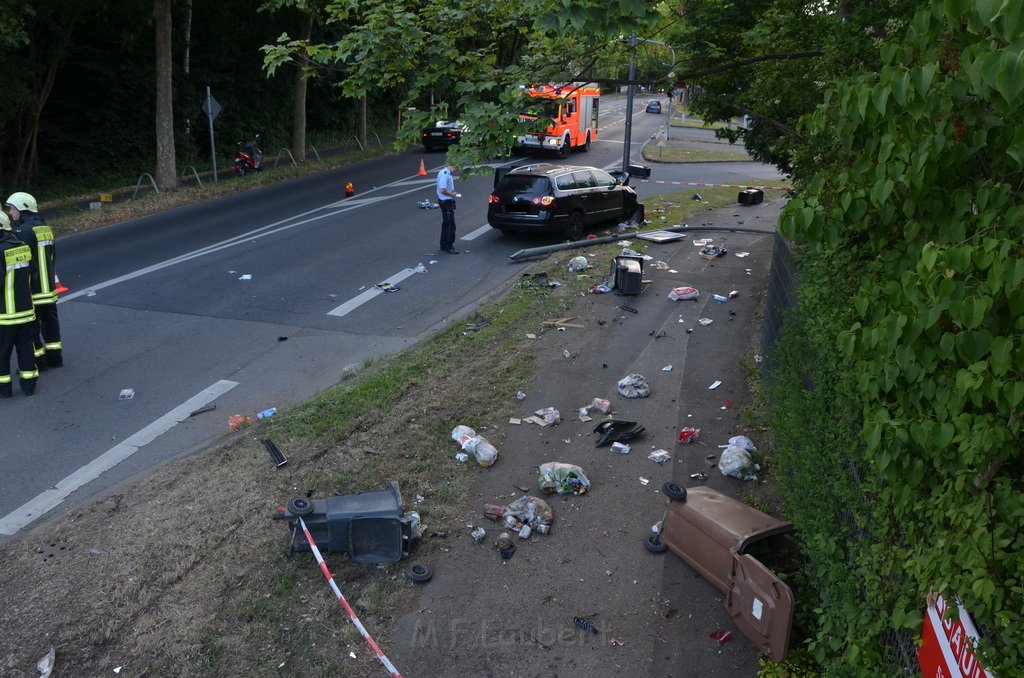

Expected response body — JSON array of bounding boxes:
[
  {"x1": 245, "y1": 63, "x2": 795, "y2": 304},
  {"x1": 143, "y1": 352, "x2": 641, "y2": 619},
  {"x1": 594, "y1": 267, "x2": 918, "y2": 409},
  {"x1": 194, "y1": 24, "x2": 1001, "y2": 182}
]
[{"x1": 514, "y1": 83, "x2": 600, "y2": 157}]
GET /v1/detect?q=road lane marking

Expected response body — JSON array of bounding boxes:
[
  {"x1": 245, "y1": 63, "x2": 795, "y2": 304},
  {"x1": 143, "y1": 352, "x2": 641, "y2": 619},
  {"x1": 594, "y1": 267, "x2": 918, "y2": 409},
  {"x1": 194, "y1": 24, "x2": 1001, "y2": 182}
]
[
  {"x1": 327, "y1": 267, "x2": 419, "y2": 317},
  {"x1": 461, "y1": 223, "x2": 492, "y2": 241},
  {"x1": 0, "y1": 379, "x2": 239, "y2": 536}
]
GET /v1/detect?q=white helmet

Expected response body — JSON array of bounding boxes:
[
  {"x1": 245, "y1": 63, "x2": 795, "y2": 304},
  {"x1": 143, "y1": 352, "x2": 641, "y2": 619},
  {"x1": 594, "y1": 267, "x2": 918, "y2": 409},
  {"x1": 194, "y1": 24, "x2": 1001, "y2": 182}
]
[
  {"x1": 0, "y1": 211, "x2": 10, "y2": 230},
  {"x1": 5, "y1": 192, "x2": 37, "y2": 213}
]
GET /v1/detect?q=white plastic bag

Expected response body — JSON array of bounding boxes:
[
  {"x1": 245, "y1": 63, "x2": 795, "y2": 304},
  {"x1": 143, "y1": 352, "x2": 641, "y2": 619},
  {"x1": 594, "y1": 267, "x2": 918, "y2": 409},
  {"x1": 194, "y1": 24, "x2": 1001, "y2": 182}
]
[
  {"x1": 568, "y1": 256, "x2": 591, "y2": 272},
  {"x1": 718, "y1": 445, "x2": 760, "y2": 481},
  {"x1": 617, "y1": 373, "x2": 650, "y2": 398},
  {"x1": 451, "y1": 425, "x2": 498, "y2": 467},
  {"x1": 538, "y1": 462, "x2": 591, "y2": 495}
]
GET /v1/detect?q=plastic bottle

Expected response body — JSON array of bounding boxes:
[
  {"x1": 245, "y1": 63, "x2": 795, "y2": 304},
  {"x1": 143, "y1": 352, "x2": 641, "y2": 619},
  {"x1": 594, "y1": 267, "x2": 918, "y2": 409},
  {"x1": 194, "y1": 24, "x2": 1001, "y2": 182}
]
[
  {"x1": 256, "y1": 407, "x2": 277, "y2": 420},
  {"x1": 450, "y1": 425, "x2": 498, "y2": 467}
]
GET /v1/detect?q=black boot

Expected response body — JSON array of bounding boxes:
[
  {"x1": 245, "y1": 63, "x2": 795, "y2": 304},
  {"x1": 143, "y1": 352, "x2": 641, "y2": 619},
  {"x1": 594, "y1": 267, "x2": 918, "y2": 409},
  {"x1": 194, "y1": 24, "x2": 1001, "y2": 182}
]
[
  {"x1": 47, "y1": 350, "x2": 63, "y2": 368},
  {"x1": 21, "y1": 379, "x2": 36, "y2": 396},
  {"x1": 0, "y1": 383, "x2": 12, "y2": 398}
]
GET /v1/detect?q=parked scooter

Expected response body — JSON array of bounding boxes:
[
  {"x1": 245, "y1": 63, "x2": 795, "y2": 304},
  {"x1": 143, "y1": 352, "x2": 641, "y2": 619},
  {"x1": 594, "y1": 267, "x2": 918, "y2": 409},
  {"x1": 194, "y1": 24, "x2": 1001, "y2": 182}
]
[{"x1": 234, "y1": 134, "x2": 263, "y2": 175}]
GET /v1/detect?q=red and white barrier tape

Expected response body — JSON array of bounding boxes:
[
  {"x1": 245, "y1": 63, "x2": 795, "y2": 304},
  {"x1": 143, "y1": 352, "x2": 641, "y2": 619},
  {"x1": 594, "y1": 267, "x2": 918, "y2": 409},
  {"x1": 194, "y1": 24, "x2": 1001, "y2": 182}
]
[
  {"x1": 298, "y1": 517, "x2": 404, "y2": 678},
  {"x1": 638, "y1": 179, "x2": 790, "y2": 190}
]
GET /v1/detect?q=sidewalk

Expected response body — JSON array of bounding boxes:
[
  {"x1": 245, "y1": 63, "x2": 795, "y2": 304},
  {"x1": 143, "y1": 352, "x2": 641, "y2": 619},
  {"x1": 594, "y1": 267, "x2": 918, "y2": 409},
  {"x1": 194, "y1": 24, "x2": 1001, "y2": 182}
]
[{"x1": 392, "y1": 197, "x2": 785, "y2": 677}]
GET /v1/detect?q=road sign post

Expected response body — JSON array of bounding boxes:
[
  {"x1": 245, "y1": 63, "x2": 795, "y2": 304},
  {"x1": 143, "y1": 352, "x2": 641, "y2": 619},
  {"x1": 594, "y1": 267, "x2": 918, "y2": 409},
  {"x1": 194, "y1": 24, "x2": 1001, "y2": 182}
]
[{"x1": 202, "y1": 86, "x2": 222, "y2": 183}]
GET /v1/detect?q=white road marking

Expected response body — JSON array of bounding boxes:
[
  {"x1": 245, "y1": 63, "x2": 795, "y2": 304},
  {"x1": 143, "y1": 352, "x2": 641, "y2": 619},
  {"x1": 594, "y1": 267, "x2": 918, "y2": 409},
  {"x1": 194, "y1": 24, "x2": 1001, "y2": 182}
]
[
  {"x1": 327, "y1": 267, "x2": 420, "y2": 317},
  {"x1": 0, "y1": 379, "x2": 239, "y2": 536},
  {"x1": 461, "y1": 223, "x2": 492, "y2": 241}
]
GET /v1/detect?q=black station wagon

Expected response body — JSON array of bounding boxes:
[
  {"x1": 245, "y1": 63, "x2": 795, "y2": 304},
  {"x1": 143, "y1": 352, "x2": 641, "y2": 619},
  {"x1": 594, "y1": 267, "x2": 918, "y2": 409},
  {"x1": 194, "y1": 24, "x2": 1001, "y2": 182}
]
[{"x1": 487, "y1": 163, "x2": 644, "y2": 240}]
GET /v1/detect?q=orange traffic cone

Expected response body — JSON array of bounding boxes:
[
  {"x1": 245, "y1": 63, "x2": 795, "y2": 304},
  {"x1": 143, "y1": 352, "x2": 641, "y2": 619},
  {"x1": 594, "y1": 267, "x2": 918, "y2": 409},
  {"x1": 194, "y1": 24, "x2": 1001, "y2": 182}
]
[
  {"x1": 345, "y1": 181, "x2": 355, "y2": 197},
  {"x1": 54, "y1": 274, "x2": 69, "y2": 295},
  {"x1": 417, "y1": 159, "x2": 427, "y2": 176}
]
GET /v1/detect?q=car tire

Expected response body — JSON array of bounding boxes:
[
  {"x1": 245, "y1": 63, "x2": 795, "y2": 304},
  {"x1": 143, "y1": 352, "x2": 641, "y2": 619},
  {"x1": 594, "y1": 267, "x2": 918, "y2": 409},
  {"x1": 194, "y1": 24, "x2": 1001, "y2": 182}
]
[
  {"x1": 661, "y1": 482, "x2": 687, "y2": 501},
  {"x1": 643, "y1": 535, "x2": 668, "y2": 554},
  {"x1": 235, "y1": 164, "x2": 246, "y2": 176},
  {"x1": 286, "y1": 497, "x2": 314, "y2": 516},
  {"x1": 580, "y1": 133, "x2": 591, "y2": 152},
  {"x1": 405, "y1": 563, "x2": 433, "y2": 583},
  {"x1": 557, "y1": 135, "x2": 571, "y2": 158},
  {"x1": 565, "y1": 211, "x2": 585, "y2": 241}
]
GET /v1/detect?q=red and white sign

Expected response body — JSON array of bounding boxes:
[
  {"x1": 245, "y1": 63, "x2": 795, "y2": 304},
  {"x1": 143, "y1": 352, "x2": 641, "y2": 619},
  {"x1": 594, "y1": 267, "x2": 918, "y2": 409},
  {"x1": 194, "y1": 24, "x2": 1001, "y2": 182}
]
[{"x1": 918, "y1": 594, "x2": 993, "y2": 678}]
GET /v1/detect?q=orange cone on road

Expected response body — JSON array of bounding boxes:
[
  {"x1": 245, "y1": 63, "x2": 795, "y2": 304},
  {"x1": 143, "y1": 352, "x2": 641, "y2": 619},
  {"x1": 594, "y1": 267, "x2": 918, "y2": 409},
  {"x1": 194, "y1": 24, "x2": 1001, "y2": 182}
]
[
  {"x1": 54, "y1": 274, "x2": 69, "y2": 295},
  {"x1": 418, "y1": 159, "x2": 427, "y2": 176},
  {"x1": 345, "y1": 181, "x2": 355, "y2": 197}
]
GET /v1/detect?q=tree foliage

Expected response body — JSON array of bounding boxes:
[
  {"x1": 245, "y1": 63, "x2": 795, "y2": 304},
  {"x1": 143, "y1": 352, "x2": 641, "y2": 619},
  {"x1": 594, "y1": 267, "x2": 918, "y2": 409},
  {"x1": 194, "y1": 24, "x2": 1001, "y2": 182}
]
[{"x1": 774, "y1": 1, "x2": 1024, "y2": 673}]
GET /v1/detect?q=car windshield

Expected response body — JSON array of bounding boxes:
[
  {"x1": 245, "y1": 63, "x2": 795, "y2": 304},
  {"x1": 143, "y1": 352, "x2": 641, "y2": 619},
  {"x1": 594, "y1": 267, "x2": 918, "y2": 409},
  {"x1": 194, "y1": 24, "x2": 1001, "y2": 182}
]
[
  {"x1": 498, "y1": 175, "x2": 552, "y2": 196},
  {"x1": 519, "y1": 101, "x2": 561, "y2": 120}
]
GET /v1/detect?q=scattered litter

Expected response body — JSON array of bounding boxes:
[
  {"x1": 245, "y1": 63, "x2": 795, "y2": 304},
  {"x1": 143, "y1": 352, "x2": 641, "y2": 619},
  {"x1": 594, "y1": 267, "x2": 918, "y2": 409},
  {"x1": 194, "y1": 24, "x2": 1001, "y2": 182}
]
[
  {"x1": 653, "y1": 260, "x2": 669, "y2": 269},
  {"x1": 590, "y1": 282, "x2": 613, "y2": 294},
  {"x1": 578, "y1": 414, "x2": 593, "y2": 422},
  {"x1": 661, "y1": 365, "x2": 673, "y2": 372},
  {"x1": 620, "y1": 248, "x2": 641, "y2": 257},
  {"x1": 118, "y1": 388, "x2": 135, "y2": 401},
  {"x1": 617, "y1": 304, "x2": 638, "y2": 314},
  {"x1": 228, "y1": 414, "x2": 252, "y2": 432},
  {"x1": 465, "y1": 312, "x2": 491, "y2": 331},
  {"x1": 496, "y1": 532, "x2": 516, "y2": 559},
  {"x1": 484, "y1": 495, "x2": 555, "y2": 535},
  {"x1": 568, "y1": 256, "x2": 591, "y2": 272},
  {"x1": 691, "y1": 193, "x2": 703, "y2": 201},
  {"x1": 86, "y1": 290, "x2": 97, "y2": 297},
  {"x1": 710, "y1": 630, "x2": 734, "y2": 645},
  {"x1": 719, "y1": 445, "x2": 760, "y2": 481},
  {"x1": 471, "y1": 526, "x2": 486, "y2": 541},
  {"x1": 700, "y1": 245, "x2": 727, "y2": 259},
  {"x1": 277, "y1": 336, "x2": 288, "y2": 341},
  {"x1": 610, "y1": 637, "x2": 623, "y2": 646},
  {"x1": 754, "y1": 354, "x2": 763, "y2": 363},
  {"x1": 574, "y1": 616, "x2": 600, "y2": 634},
  {"x1": 417, "y1": 199, "x2": 439, "y2": 209},
  {"x1": 451, "y1": 425, "x2": 498, "y2": 467},
  {"x1": 349, "y1": 651, "x2": 358, "y2": 659},
  {"x1": 238, "y1": 274, "x2": 252, "y2": 280},
  {"x1": 429, "y1": 259, "x2": 439, "y2": 265},
  {"x1": 562, "y1": 349, "x2": 572, "y2": 359},
  {"x1": 729, "y1": 290, "x2": 739, "y2": 298},
  {"x1": 455, "y1": 452, "x2": 469, "y2": 462},
  {"x1": 114, "y1": 668, "x2": 123, "y2": 675},
  {"x1": 536, "y1": 407, "x2": 561, "y2": 425},
  {"x1": 579, "y1": 397, "x2": 611, "y2": 417},
  {"x1": 538, "y1": 462, "x2": 590, "y2": 495},
  {"x1": 256, "y1": 406, "x2": 277, "y2": 420},
  {"x1": 689, "y1": 472, "x2": 708, "y2": 480},
  {"x1": 526, "y1": 333, "x2": 537, "y2": 339},
  {"x1": 708, "y1": 380, "x2": 722, "y2": 390},
  {"x1": 611, "y1": 442, "x2": 631, "y2": 454},
  {"x1": 668, "y1": 286, "x2": 699, "y2": 301},
  {"x1": 509, "y1": 417, "x2": 522, "y2": 425},
  {"x1": 698, "y1": 318, "x2": 713, "y2": 325},
  {"x1": 693, "y1": 238, "x2": 712, "y2": 246},
  {"x1": 705, "y1": 454, "x2": 718, "y2": 467},
  {"x1": 648, "y1": 449, "x2": 671, "y2": 464},
  {"x1": 261, "y1": 439, "x2": 288, "y2": 467},
  {"x1": 542, "y1": 317, "x2": 584, "y2": 328},
  {"x1": 375, "y1": 282, "x2": 400, "y2": 292},
  {"x1": 639, "y1": 476, "x2": 650, "y2": 486},
  {"x1": 677, "y1": 427, "x2": 700, "y2": 444},
  {"x1": 414, "y1": 262, "x2": 428, "y2": 273},
  {"x1": 712, "y1": 294, "x2": 728, "y2": 302},
  {"x1": 594, "y1": 419, "x2": 646, "y2": 446},
  {"x1": 617, "y1": 373, "x2": 651, "y2": 398},
  {"x1": 37, "y1": 647, "x2": 55, "y2": 678},
  {"x1": 516, "y1": 390, "x2": 527, "y2": 401},
  {"x1": 735, "y1": 252, "x2": 750, "y2": 258},
  {"x1": 722, "y1": 398, "x2": 734, "y2": 409}
]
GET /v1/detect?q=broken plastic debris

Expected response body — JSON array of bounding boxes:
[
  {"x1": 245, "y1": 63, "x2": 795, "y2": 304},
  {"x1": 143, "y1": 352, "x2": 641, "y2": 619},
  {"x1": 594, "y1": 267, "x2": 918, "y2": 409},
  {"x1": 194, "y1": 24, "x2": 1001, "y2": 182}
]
[
  {"x1": 611, "y1": 442, "x2": 631, "y2": 454},
  {"x1": 708, "y1": 380, "x2": 722, "y2": 390},
  {"x1": 516, "y1": 390, "x2": 527, "y2": 401},
  {"x1": 712, "y1": 294, "x2": 728, "y2": 302},
  {"x1": 617, "y1": 373, "x2": 651, "y2": 398},
  {"x1": 710, "y1": 630, "x2": 733, "y2": 645},
  {"x1": 471, "y1": 526, "x2": 486, "y2": 541},
  {"x1": 735, "y1": 252, "x2": 750, "y2": 258},
  {"x1": 693, "y1": 238, "x2": 712, "y2": 246},
  {"x1": 455, "y1": 452, "x2": 469, "y2": 462},
  {"x1": 590, "y1": 282, "x2": 613, "y2": 294},
  {"x1": 639, "y1": 476, "x2": 650, "y2": 486},
  {"x1": 648, "y1": 449, "x2": 671, "y2": 464},
  {"x1": 375, "y1": 282, "x2": 399, "y2": 292},
  {"x1": 37, "y1": 647, "x2": 55, "y2": 678},
  {"x1": 678, "y1": 427, "x2": 701, "y2": 444},
  {"x1": 414, "y1": 262, "x2": 428, "y2": 273},
  {"x1": 238, "y1": 274, "x2": 252, "y2": 280},
  {"x1": 699, "y1": 245, "x2": 727, "y2": 259},
  {"x1": 668, "y1": 286, "x2": 699, "y2": 301},
  {"x1": 662, "y1": 365, "x2": 673, "y2": 372},
  {"x1": 698, "y1": 317, "x2": 713, "y2": 325},
  {"x1": 568, "y1": 256, "x2": 591, "y2": 272},
  {"x1": 118, "y1": 388, "x2": 135, "y2": 400}
]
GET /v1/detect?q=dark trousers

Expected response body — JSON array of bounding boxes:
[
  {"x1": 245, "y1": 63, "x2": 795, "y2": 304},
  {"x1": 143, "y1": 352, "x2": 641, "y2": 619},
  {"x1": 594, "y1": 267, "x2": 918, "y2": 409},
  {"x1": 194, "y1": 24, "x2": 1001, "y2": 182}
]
[
  {"x1": 34, "y1": 302, "x2": 62, "y2": 365},
  {"x1": 0, "y1": 322, "x2": 38, "y2": 394},
  {"x1": 439, "y1": 200, "x2": 456, "y2": 249}
]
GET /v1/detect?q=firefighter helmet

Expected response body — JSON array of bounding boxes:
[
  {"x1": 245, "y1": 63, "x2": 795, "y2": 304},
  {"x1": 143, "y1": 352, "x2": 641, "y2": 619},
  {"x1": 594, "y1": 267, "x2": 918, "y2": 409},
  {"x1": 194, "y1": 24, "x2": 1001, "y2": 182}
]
[
  {"x1": 0, "y1": 211, "x2": 10, "y2": 230},
  {"x1": 5, "y1": 192, "x2": 38, "y2": 213}
]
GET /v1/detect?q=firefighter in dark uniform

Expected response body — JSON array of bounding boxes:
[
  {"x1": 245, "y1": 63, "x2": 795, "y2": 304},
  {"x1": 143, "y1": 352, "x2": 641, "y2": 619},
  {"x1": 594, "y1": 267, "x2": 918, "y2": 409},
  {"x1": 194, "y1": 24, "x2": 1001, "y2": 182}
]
[
  {"x1": 6, "y1": 192, "x2": 62, "y2": 368},
  {"x1": 0, "y1": 210, "x2": 38, "y2": 397}
]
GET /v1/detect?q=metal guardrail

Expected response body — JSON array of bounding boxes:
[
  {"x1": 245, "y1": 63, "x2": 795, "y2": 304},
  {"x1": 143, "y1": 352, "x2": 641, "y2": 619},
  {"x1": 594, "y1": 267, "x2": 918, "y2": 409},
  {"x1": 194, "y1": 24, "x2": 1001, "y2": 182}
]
[
  {"x1": 132, "y1": 173, "x2": 159, "y2": 199},
  {"x1": 351, "y1": 136, "x2": 364, "y2": 152},
  {"x1": 273, "y1": 148, "x2": 298, "y2": 169},
  {"x1": 180, "y1": 165, "x2": 203, "y2": 187},
  {"x1": 306, "y1": 145, "x2": 321, "y2": 161}
]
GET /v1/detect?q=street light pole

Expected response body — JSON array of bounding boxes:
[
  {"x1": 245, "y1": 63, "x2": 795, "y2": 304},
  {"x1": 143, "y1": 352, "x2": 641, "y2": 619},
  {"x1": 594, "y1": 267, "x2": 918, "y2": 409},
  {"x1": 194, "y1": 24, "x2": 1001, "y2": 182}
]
[{"x1": 621, "y1": 31, "x2": 637, "y2": 175}]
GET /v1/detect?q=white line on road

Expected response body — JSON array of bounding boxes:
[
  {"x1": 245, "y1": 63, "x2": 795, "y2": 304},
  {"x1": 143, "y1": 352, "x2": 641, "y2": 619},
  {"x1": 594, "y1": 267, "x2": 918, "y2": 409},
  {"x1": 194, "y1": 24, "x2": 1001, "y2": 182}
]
[
  {"x1": 327, "y1": 267, "x2": 420, "y2": 317},
  {"x1": 0, "y1": 379, "x2": 239, "y2": 536},
  {"x1": 461, "y1": 223, "x2": 492, "y2": 241}
]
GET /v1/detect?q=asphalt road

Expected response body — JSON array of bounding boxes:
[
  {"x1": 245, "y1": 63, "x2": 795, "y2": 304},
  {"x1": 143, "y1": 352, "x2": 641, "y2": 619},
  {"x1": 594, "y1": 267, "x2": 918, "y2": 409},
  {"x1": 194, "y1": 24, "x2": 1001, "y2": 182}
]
[{"x1": 0, "y1": 95, "x2": 784, "y2": 544}]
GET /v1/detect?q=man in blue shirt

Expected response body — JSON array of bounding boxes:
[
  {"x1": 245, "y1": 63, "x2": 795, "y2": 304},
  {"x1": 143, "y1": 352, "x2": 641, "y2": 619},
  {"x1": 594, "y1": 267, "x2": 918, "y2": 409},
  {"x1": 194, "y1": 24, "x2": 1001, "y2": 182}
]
[{"x1": 435, "y1": 162, "x2": 460, "y2": 253}]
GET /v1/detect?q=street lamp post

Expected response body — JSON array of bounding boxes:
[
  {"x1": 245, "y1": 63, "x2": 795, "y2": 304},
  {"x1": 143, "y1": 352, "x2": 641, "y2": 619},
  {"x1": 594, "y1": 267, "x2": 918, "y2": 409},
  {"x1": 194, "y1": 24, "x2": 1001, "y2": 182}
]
[{"x1": 621, "y1": 32, "x2": 638, "y2": 175}]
